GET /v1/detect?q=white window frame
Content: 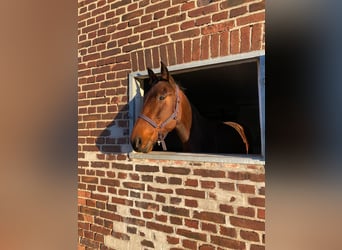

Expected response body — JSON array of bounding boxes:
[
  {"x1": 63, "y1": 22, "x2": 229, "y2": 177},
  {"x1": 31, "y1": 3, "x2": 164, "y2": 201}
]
[{"x1": 128, "y1": 51, "x2": 265, "y2": 164}]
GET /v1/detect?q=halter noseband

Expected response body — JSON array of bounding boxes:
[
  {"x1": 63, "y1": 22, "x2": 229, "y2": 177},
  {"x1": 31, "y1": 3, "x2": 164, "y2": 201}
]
[{"x1": 138, "y1": 84, "x2": 180, "y2": 151}]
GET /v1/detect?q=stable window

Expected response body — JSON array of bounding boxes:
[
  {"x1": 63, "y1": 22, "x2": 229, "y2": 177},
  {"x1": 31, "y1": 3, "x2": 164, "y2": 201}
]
[{"x1": 129, "y1": 52, "x2": 265, "y2": 163}]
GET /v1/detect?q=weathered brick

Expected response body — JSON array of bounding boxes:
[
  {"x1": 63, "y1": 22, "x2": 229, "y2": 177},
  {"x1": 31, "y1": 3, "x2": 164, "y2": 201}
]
[
  {"x1": 237, "y1": 184, "x2": 255, "y2": 194},
  {"x1": 220, "y1": 225, "x2": 237, "y2": 238},
  {"x1": 237, "y1": 206, "x2": 255, "y2": 217},
  {"x1": 201, "y1": 222, "x2": 217, "y2": 233},
  {"x1": 193, "y1": 211, "x2": 226, "y2": 224},
  {"x1": 183, "y1": 239, "x2": 197, "y2": 249},
  {"x1": 136, "y1": 164, "x2": 159, "y2": 172},
  {"x1": 100, "y1": 178, "x2": 119, "y2": 187},
  {"x1": 176, "y1": 188, "x2": 205, "y2": 199},
  {"x1": 211, "y1": 235, "x2": 245, "y2": 249},
  {"x1": 250, "y1": 244, "x2": 265, "y2": 250},
  {"x1": 162, "y1": 206, "x2": 190, "y2": 217},
  {"x1": 240, "y1": 230, "x2": 259, "y2": 242},
  {"x1": 148, "y1": 185, "x2": 173, "y2": 194},
  {"x1": 230, "y1": 216, "x2": 265, "y2": 231},
  {"x1": 177, "y1": 228, "x2": 207, "y2": 241},
  {"x1": 248, "y1": 197, "x2": 265, "y2": 207},
  {"x1": 220, "y1": 0, "x2": 244, "y2": 9},
  {"x1": 135, "y1": 201, "x2": 159, "y2": 211},
  {"x1": 147, "y1": 221, "x2": 173, "y2": 233},
  {"x1": 193, "y1": 169, "x2": 225, "y2": 178},
  {"x1": 169, "y1": 177, "x2": 182, "y2": 185}
]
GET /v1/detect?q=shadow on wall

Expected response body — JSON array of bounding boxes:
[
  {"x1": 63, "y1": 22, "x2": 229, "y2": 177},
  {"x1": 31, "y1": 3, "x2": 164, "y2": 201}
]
[{"x1": 95, "y1": 80, "x2": 143, "y2": 155}]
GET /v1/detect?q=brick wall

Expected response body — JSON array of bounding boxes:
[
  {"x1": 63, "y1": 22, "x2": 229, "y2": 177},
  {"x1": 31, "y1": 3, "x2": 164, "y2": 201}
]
[{"x1": 78, "y1": 0, "x2": 265, "y2": 249}]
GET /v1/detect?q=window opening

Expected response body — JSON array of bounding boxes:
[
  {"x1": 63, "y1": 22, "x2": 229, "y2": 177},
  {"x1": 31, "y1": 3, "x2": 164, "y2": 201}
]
[{"x1": 129, "y1": 54, "x2": 265, "y2": 160}]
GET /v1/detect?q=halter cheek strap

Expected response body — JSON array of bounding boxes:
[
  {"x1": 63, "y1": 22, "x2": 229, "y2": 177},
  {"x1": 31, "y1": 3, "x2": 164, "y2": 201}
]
[{"x1": 138, "y1": 85, "x2": 180, "y2": 151}]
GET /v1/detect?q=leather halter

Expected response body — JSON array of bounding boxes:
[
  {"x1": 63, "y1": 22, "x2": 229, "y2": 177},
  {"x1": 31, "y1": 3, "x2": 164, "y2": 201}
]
[{"x1": 138, "y1": 84, "x2": 180, "y2": 151}]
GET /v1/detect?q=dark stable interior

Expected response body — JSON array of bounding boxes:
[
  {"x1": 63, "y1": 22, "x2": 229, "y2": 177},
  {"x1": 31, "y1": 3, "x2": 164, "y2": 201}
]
[{"x1": 142, "y1": 61, "x2": 261, "y2": 154}]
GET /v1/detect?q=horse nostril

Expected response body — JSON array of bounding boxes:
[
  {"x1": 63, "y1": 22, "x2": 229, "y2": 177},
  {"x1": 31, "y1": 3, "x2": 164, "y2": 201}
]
[{"x1": 133, "y1": 137, "x2": 142, "y2": 151}]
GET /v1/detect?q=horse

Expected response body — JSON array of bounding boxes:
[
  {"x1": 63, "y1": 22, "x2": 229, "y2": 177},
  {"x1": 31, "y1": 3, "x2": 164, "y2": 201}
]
[{"x1": 130, "y1": 62, "x2": 250, "y2": 154}]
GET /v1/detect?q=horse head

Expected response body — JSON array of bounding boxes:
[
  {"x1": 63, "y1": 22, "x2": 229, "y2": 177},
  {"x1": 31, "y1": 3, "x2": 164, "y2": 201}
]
[{"x1": 131, "y1": 62, "x2": 181, "y2": 153}]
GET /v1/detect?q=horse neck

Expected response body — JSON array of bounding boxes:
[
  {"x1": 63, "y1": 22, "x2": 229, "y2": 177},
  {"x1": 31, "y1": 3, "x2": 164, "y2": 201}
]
[
  {"x1": 174, "y1": 90, "x2": 192, "y2": 145},
  {"x1": 174, "y1": 90, "x2": 208, "y2": 152}
]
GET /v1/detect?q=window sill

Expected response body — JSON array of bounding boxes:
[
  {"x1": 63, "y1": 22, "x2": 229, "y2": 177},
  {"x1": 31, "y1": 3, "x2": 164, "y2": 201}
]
[{"x1": 129, "y1": 151, "x2": 265, "y2": 165}]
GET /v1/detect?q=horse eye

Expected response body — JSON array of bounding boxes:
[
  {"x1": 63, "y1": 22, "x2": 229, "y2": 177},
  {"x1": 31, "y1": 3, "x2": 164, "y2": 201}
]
[{"x1": 159, "y1": 95, "x2": 165, "y2": 101}]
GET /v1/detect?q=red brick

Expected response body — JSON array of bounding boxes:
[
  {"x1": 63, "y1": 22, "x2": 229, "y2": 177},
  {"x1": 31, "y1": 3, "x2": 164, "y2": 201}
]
[
  {"x1": 251, "y1": 23, "x2": 263, "y2": 50},
  {"x1": 211, "y1": 235, "x2": 245, "y2": 249},
  {"x1": 185, "y1": 199, "x2": 198, "y2": 208},
  {"x1": 202, "y1": 222, "x2": 217, "y2": 233},
  {"x1": 185, "y1": 219, "x2": 199, "y2": 229},
  {"x1": 177, "y1": 228, "x2": 207, "y2": 241},
  {"x1": 237, "y1": 206, "x2": 255, "y2": 217},
  {"x1": 111, "y1": 197, "x2": 133, "y2": 206},
  {"x1": 143, "y1": 211, "x2": 153, "y2": 219},
  {"x1": 188, "y1": 3, "x2": 218, "y2": 17},
  {"x1": 220, "y1": 30, "x2": 229, "y2": 56},
  {"x1": 193, "y1": 169, "x2": 225, "y2": 178},
  {"x1": 201, "y1": 35, "x2": 209, "y2": 60},
  {"x1": 162, "y1": 206, "x2": 189, "y2": 217},
  {"x1": 248, "y1": 197, "x2": 265, "y2": 207},
  {"x1": 155, "y1": 176, "x2": 167, "y2": 183},
  {"x1": 258, "y1": 208, "x2": 265, "y2": 219},
  {"x1": 148, "y1": 185, "x2": 173, "y2": 194},
  {"x1": 144, "y1": 36, "x2": 169, "y2": 47},
  {"x1": 183, "y1": 239, "x2": 197, "y2": 249},
  {"x1": 192, "y1": 38, "x2": 201, "y2": 61},
  {"x1": 169, "y1": 177, "x2": 182, "y2": 185},
  {"x1": 219, "y1": 204, "x2": 234, "y2": 213},
  {"x1": 170, "y1": 216, "x2": 182, "y2": 225},
  {"x1": 167, "y1": 235, "x2": 179, "y2": 245},
  {"x1": 237, "y1": 12, "x2": 265, "y2": 26},
  {"x1": 155, "y1": 214, "x2": 167, "y2": 222},
  {"x1": 200, "y1": 180, "x2": 215, "y2": 189},
  {"x1": 237, "y1": 184, "x2": 255, "y2": 194},
  {"x1": 230, "y1": 216, "x2": 265, "y2": 231},
  {"x1": 218, "y1": 182, "x2": 235, "y2": 191},
  {"x1": 240, "y1": 230, "x2": 259, "y2": 242},
  {"x1": 230, "y1": 6, "x2": 247, "y2": 18},
  {"x1": 220, "y1": 225, "x2": 237, "y2": 238},
  {"x1": 159, "y1": 14, "x2": 186, "y2": 26},
  {"x1": 193, "y1": 211, "x2": 225, "y2": 224},
  {"x1": 184, "y1": 40, "x2": 191, "y2": 62},
  {"x1": 240, "y1": 26, "x2": 251, "y2": 52},
  {"x1": 251, "y1": 244, "x2": 265, "y2": 250},
  {"x1": 147, "y1": 221, "x2": 173, "y2": 233},
  {"x1": 185, "y1": 178, "x2": 198, "y2": 187},
  {"x1": 249, "y1": 0, "x2": 265, "y2": 12},
  {"x1": 163, "y1": 166, "x2": 190, "y2": 175},
  {"x1": 135, "y1": 200, "x2": 159, "y2": 210},
  {"x1": 199, "y1": 244, "x2": 215, "y2": 250},
  {"x1": 213, "y1": 11, "x2": 228, "y2": 22},
  {"x1": 91, "y1": 193, "x2": 108, "y2": 201},
  {"x1": 135, "y1": 164, "x2": 159, "y2": 172},
  {"x1": 146, "y1": 1, "x2": 170, "y2": 13},
  {"x1": 81, "y1": 176, "x2": 98, "y2": 184},
  {"x1": 174, "y1": 40, "x2": 182, "y2": 64},
  {"x1": 141, "y1": 175, "x2": 153, "y2": 183},
  {"x1": 170, "y1": 28, "x2": 201, "y2": 40},
  {"x1": 176, "y1": 188, "x2": 205, "y2": 199},
  {"x1": 100, "y1": 178, "x2": 120, "y2": 187},
  {"x1": 230, "y1": 29, "x2": 239, "y2": 54}
]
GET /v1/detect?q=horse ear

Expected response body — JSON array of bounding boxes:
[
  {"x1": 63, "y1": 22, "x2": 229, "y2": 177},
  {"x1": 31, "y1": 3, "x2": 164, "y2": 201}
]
[
  {"x1": 147, "y1": 68, "x2": 158, "y2": 85},
  {"x1": 160, "y1": 61, "x2": 169, "y2": 80},
  {"x1": 160, "y1": 61, "x2": 177, "y2": 85}
]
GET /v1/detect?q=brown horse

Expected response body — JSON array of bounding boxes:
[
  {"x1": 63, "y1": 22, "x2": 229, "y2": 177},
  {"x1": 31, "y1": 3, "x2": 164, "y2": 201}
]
[{"x1": 130, "y1": 62, "x2": 249, "y2": 154}]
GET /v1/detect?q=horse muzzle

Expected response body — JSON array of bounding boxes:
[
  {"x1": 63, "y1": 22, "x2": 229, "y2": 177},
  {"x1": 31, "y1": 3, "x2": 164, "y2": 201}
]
[{"x1": 131, "y1": 136, "x2": 154, "y2": 153}]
